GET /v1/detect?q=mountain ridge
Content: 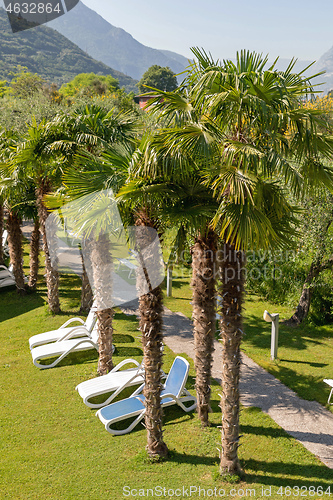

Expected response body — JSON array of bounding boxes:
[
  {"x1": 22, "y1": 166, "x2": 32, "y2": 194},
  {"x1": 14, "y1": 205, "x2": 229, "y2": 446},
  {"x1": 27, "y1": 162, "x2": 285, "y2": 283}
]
[
  {"x1": 312, "y1": 47, "x2": 333, "y2": 94},
  {"x1": 46, "y1": 1, "x2": 190, "y2": 80},
  {"x1": 0, "y1": 7, "x2": 137, "y2": 92}
]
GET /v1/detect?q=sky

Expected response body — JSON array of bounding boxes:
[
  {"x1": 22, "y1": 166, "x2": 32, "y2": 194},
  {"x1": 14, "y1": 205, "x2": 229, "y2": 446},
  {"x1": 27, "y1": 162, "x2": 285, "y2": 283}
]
[{"x1": 80, "y1": 0, "x2": 333, "y2": 63}]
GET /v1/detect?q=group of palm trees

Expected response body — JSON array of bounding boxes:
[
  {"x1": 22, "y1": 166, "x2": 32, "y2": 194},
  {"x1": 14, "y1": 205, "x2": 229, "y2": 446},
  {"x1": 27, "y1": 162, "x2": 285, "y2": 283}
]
[{"x1": 1, "y1": 49, "x2": 333, "y2": 476}]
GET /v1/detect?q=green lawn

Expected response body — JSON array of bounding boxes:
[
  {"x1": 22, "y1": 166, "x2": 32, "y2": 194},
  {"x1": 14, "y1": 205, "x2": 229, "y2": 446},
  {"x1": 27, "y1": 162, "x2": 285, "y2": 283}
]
[{"x1": 0, "y1": 254, "x2": 332, "y2": 499}]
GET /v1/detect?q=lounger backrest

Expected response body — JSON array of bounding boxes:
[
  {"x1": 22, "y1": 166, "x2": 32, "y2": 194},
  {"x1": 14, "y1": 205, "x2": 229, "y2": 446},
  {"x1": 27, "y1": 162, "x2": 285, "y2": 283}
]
[
  {"x1": 90, "y1": 324, "x2": 99, "y2": 345},
  {"x1": 85, "y1": 304, "x2": 98, "y2": 332},
  {"x1": 2, "y1": 230, "x2": 8, "y2": 246},
  {"x1": 0, "y1": 266, "x2": 12, "y2": 279},
  {"x1": 163, "y1": 356, "x2": 189, "y2": 397}
]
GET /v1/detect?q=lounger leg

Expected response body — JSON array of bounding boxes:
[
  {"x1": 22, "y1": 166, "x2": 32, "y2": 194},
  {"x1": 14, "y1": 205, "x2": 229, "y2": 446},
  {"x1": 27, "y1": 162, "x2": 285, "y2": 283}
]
[
  {"x1": 84, "y1": 378, "x2": 145, "y2": 408},
  {"x1": 328, "y1": 387, "x2": 333, "y2": 405},
  {"x1": 105, "y1": 411, "x2": 146, "y2": 435},
  {"x1": 34, "y1": 340, "x2": 98, "y2": 369}
]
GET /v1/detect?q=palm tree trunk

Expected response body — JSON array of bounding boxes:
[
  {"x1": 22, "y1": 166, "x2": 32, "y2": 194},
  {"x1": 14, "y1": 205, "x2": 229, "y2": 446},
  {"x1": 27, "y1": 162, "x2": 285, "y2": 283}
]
[
  {"x1": 28, "y1": 218, "x2": 40, "y2": 289},
  {"x1": 139, "y1": 285, "x2": 167, "y2": 457},
  {"x1": 79, "y1": 246, "x2": 94, "y2": 312},
  {"x1": 6, "y1": 210, "x2": 26, "y2": 293},
  {"x1": 218, "y1": 242, "x2": 245, "y2": 476},
  {"x1": 135, "y1": 213, "x2": 168, "y2": 459},
  {"x1": 0, "y1": 203, "x2": 4, "y2": 265},
  {"x1": 36, "y1": 183, "x2": 61, "y2": 314},
  {"x1": 191, "y1": 229, "x2": 217, "y2": 426},
  {"x1": 90, "y1": 234, "x2": 114, "y2": 375},
  {"x1": 96, "y1": 307, "x2": 114, "y2": 375}
]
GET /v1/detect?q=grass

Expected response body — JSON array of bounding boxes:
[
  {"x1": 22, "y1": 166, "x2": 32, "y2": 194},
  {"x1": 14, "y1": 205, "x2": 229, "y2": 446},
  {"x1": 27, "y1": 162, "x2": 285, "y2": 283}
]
[{"x1": 0, "y1": 252, "x2": 332, "y2": 498}]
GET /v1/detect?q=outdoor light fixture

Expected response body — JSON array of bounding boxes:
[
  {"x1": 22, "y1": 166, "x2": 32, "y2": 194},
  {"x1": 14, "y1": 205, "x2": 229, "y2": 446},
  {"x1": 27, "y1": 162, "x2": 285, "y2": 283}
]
[{"x1": 263, "y1": 310, "x2": 279, "y2": 360}]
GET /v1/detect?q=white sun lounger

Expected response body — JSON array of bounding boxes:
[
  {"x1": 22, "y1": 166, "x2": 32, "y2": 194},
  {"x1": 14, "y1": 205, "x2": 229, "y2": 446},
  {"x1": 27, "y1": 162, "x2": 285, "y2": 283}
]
[
  {"x1": 96, "y1": 356, "x2": 197, "y2": 435},
  {"x1": 324, "y1": 379, "x2": 333, "y2": 404},
  {"x1": 116, "y1": 258, "x2": 137, "y2": 278},
  {"x1": 0, "y1": 265, "x2": 15, "y2": 289},
  {"x1": 29, "y1": 303, "x2": 97, "y2": 349},
  {"x1": 31, "y1": 327, "x2": 99, "y2": 369},
  {"x1": 2, "y1": 230, "x2": 9, "y2": 257},
  {"x1": 76, "y1": 358, "x2": 145, "y2": 408}
]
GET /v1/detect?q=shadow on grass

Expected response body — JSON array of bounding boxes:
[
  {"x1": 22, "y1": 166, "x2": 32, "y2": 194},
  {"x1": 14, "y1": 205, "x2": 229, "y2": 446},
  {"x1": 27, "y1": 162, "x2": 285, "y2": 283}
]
[
  {"x1": 0, "y1": 288, "x2": 45, "y2": 323},
  {"x1": 245, "y1": 311, "x2": 332, "y2": 351},
  {"x1": 165, "y1": 449, "x2": 218, "y2": 467},
  {"x1": 280, "y1": 358, "x2": 328, "y2": 368},
  {"x1": 243, "y1": 459, "x2": 332, "y2": 487},
  {"x1": 113, "y1": 333, "x2": 135, "y2": 344},
  {"x1": 38, "y1": 349, "x2": 99, "y2": 368},
  {"x1": 265, "y1": 364, "x2": 330, "y2": 406},
  {"x1": 114, "y1": 346, "x2": 143, "y2": 357},
  {"x1": 109, "y1": 403, "x2": 197, "y2": 436}
]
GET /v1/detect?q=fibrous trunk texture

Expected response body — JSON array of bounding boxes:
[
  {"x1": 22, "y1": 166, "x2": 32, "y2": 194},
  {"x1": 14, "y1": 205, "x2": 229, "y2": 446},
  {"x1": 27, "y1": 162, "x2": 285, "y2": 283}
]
[
  {"x1": 28, "y1": 218, "x2": 40, "y2": 289},
  {"x1": 0, "y1": 203, "x2": 4, "y2": 265},
  {"x1": 90, "y1": 234, "x2": 114, "y2": 375},
  {"x1": 79, "y1": 246, "x2": 93, "y2": 313},
  {"x1": 37, "y1": 183, "x2": 60, "y2": 314},
  {"x1": 191, "y1": 229, "x2": 217, "y2": 427},
  {"x1": 218, "y1": 242, "x2": 245, "y2": 476},
  {"x1": 135, "y1": 214, "x2": 168, "y2": 459},
  {"x1": 6, "y1": 211, "x2": 26, "y2": 293},
  {"x1": 96, "y1": 308, "x2": 114, "y2": 375}
]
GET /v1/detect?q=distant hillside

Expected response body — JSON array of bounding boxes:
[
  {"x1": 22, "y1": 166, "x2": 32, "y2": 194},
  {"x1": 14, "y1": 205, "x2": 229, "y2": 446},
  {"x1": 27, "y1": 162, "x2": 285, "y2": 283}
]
[
  {"x1": 47, "y1": 1, "x2": 189, "y2": 80},
  {"x1": 312, "y1": 47, "x2": 333, "y2": 94},
  {"x1": 0, "y1": 7, "x2": 138, "y2": 92}
]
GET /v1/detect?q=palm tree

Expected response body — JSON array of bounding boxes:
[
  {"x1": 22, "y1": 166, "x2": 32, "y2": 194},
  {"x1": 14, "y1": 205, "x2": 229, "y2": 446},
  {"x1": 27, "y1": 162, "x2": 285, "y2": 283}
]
[
  {"x1": 28, "y1": 216, "x2": 40, "y2": 290},
  {"x1": 0, "y1": 178, "x2": 34, "y2": 294},
  {"x1": 133, "y1": 208, "x2": 168, "y2": 459},
  {"x1": 118, "y1": 132, "x2": 221, "y2": 428},
  {"x1": 8, "y1": 120, "x2": 62, "y2": 311},
  {"x1": 58, "y1": 190, "x2": 119, "y2": 375},
  {"x1": 79, "y1": 244, "x2": 94, "y2": 312},
  {"x1": 0, "y1": 131, "x2": 35, "y2": 293},
  {"x1": 64, "y1": 135, "x2": 169, "y2": 458},
  {"x1": 144, "y1": 48, "x2": 333, "y2": 475},
  {"x1": 45, "y1": 106, "x2": 140, "y2": 374}
]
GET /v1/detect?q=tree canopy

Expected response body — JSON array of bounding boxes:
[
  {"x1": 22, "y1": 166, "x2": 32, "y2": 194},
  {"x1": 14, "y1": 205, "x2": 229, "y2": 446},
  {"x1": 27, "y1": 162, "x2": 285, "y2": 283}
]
[
  {"x1": 59, "y1": 73, "x2": 120, "y2": 97},
  {"x1": 138, "y1": 65, "x2": 178, "y2": 93}
]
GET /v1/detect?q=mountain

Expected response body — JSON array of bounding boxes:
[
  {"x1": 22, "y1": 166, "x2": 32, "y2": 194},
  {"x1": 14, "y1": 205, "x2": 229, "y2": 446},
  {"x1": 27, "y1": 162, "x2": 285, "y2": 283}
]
[
  {"x1": 312, "y1": 47, "x2": 333, "y2": 94},
  {"x1": 0, "y1": 7, "x2": 138, "y2": 92},
  {"x1": 47, "y1": 1, "x2": 190, "y2": 80}
]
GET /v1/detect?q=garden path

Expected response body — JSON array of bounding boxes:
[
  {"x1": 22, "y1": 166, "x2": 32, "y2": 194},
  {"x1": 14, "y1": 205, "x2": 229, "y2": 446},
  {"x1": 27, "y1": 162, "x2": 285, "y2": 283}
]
[{"x1": 161, "y1": 308, "x2": 333, "y2": 470}]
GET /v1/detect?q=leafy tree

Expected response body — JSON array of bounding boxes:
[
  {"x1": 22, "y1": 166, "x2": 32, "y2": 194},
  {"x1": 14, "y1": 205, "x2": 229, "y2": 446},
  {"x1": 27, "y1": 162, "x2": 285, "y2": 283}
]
[
  {"x1": 59, "y1": 73, "x2": 119, "y2": 98},
  {"x1": 284, "y1": 193, "x2": 333, "y2": 325},
  {"x1": 0, "y1": 80, "x2": 8, "y2": 98},
  {"x1": 138, "y1": 65, "x2": 178, "y2": 93},
  {"x1": 8, "y1": 66, "x2": 46, "y2": 98}
]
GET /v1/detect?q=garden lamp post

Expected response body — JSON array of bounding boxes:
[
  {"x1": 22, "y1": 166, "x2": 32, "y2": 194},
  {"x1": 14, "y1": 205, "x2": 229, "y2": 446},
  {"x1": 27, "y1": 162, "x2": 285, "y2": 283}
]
[{"x1": 263, "y1": 310, "x2": 279, "y2": 360}]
